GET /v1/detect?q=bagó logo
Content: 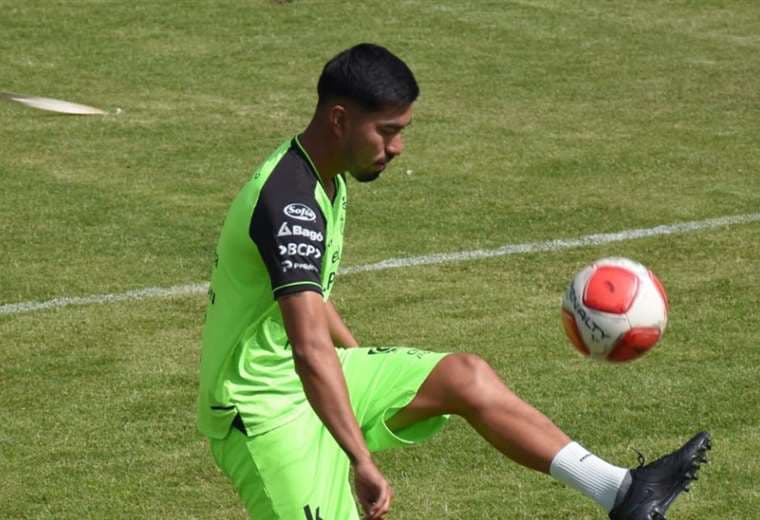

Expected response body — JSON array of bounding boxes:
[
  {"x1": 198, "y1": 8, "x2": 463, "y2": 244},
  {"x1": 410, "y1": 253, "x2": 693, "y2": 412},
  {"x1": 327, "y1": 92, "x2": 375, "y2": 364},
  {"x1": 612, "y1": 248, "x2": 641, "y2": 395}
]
[{"x1": 284, "y1": 203, "x2": 316, "y2": 222}]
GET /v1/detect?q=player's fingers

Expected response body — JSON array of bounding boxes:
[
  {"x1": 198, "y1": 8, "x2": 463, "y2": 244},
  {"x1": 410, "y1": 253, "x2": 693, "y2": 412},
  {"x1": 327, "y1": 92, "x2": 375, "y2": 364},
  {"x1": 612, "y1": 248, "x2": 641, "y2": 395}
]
[
  {"x1": 360, "y1": 495, "x2": 379, "y2": 520},
  {"x1": 362, "y1": 497, "x2": 385, "y2": 519},
  {"x1": 369, "y1": 484, "x2": 392, "y2": 519}
]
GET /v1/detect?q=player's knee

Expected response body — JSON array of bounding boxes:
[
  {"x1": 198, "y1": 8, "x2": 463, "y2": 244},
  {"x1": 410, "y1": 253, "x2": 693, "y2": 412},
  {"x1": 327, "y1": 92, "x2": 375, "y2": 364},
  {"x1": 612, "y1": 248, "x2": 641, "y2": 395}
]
[{"x1": 443, "y1": 353, "x2": 497, "y2": 412}]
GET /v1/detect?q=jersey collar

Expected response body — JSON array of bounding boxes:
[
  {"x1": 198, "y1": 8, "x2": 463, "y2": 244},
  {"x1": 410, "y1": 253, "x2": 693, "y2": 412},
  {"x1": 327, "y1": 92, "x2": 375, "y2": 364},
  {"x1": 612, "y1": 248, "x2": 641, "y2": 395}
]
[{"x1": 293, "y1": 134, "x2": 341, "y2": 203}]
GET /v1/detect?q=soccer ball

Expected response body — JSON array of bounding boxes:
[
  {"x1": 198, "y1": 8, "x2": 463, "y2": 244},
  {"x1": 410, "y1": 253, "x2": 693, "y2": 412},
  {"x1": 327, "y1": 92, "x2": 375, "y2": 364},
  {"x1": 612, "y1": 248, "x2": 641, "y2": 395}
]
[{"x1": 561, "y1": 257, "x2": 669, "y2": 362}]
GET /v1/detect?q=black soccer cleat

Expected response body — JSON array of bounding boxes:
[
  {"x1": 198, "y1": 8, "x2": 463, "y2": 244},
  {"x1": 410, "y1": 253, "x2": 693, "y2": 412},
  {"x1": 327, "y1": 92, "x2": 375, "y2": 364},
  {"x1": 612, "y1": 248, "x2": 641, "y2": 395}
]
[{"x1": 609, "y1": 431, "x2": 712, "y2": 520}]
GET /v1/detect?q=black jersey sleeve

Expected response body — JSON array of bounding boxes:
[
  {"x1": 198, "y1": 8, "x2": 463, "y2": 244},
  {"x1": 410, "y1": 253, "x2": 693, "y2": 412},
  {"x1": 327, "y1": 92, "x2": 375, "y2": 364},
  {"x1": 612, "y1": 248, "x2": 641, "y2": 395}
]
[{"x1": 249, "y1": 165, "x2": 326, "y2": 299}]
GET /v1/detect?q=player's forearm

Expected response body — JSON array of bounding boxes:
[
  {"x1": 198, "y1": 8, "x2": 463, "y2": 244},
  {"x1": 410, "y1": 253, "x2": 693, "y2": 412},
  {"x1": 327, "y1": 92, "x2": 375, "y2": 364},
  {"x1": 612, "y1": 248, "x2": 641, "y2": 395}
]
[
  {"x1": 292, "y1": 341, "x2": 370, "y2": 464},
  {"x1": 326, "y1": 301, "x2": 359, "y2": 348}
]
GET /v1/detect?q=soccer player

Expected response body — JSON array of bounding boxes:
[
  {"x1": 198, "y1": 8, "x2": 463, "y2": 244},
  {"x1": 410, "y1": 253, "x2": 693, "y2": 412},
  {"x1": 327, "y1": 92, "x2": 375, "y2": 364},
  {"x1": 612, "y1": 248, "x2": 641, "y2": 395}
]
[{"x1": 197, "y1": 43, "x2": 710, "y2": 520}]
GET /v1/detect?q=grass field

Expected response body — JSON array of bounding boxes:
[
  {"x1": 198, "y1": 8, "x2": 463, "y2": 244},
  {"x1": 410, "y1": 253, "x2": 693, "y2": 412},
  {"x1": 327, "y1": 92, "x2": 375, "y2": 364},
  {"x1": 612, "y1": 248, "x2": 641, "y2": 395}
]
[{"x1": 2, "y1": 1, "x2": 759, "y2": 518}]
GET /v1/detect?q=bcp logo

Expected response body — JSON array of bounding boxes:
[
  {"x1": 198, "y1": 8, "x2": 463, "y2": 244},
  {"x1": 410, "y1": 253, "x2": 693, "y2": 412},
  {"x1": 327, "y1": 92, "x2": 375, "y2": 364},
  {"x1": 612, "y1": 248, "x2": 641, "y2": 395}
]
[{"x1": 283, "y1": 203, "x2": 317, "y2": 222}]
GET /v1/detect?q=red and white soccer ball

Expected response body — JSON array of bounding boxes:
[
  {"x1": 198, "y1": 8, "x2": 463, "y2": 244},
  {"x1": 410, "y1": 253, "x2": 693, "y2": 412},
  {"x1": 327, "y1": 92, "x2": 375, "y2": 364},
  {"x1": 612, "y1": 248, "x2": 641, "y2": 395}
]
[{"x1": 561, "y1": 257, "x2": 669, "y2": 363}]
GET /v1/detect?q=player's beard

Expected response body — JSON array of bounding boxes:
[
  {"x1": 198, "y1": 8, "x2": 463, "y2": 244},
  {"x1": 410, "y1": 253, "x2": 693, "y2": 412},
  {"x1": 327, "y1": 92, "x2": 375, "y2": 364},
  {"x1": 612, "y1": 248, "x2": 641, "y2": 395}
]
[
  {"x1": 353, "y1": 169, "x2": 382, "y2": 183},
  {"x1": 344, "y1": 137, "x2": 389, "y2": 182},
  {"x1": 355, "y1": 174, "x2": 380, "y2": 183},
  {"x1": 349, "y1": 155, "x2": 387, "y2": 183}
]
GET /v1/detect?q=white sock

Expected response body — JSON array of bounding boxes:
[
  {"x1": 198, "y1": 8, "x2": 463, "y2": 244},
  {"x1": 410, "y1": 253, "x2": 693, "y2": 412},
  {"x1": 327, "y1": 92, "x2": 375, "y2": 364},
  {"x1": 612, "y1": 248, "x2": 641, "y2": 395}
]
[{"x1": 549, "y1": 441, "x2": 630, "y2": 512}]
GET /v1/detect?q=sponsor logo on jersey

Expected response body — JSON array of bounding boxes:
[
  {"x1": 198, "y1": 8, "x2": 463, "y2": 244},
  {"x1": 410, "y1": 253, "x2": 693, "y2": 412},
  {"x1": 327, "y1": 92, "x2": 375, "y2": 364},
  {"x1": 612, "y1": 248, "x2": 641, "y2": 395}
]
[
  {"x1": 283, "y1": 203, "x2": 317, "y2": 222},
  {"x1": 277, "y1": 222, "x2": 323, "y2": 242},
  {"x1": 368, "y1": 347, "x2": 398, "y2": 355},
  {"x1": 281, "y1": 259, "x2": 319, "y2": 273},
  {"x1": 303, "y1": 505, "x2": 324, "y2": 520},
  {"x1": 278, "y1": 242, "x2": 322, "y2": 259}
]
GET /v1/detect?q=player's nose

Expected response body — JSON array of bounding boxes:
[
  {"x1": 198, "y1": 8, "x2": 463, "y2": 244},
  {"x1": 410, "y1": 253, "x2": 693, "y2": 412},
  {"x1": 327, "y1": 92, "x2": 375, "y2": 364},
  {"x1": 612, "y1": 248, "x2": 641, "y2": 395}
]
[{"x1": 386, "y1": 134, "x2": 404, "y2": 158}]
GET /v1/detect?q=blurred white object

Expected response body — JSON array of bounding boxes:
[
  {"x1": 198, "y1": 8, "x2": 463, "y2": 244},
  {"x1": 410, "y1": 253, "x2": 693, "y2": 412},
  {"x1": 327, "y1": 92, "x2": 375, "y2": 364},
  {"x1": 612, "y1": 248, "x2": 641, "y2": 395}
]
[{"x1": 1, "y1": 91, "x2": 108, "y2": 115}]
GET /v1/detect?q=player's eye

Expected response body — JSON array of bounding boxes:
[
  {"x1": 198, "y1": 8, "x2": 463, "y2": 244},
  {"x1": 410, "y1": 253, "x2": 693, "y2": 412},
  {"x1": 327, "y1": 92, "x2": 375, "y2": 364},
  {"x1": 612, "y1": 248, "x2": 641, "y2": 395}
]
[{"x1": 380, "y1": 126, "x2": 401, "y2": 137}]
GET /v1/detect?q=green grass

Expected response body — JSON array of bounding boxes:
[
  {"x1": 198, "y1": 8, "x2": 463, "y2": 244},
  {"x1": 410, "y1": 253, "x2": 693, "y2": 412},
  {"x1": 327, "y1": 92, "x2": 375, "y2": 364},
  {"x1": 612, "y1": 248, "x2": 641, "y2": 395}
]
[{"x1": 2, "y1": 0, "x2": 759, "y2": 518}]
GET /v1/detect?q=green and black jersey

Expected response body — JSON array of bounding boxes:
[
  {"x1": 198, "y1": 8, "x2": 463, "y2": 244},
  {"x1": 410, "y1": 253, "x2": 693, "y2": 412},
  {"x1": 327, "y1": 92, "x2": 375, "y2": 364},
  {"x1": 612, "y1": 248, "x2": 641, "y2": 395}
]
[{"x1": 198, "y1": 136, "x2": 347, "y2": 439}]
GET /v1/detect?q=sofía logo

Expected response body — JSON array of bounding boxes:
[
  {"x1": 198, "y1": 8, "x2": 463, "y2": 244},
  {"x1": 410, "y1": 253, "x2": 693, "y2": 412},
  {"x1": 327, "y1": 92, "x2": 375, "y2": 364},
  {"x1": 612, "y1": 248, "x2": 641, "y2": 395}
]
[{"x1": 284, "y1": 203, "x2": 317, "y2": 222}]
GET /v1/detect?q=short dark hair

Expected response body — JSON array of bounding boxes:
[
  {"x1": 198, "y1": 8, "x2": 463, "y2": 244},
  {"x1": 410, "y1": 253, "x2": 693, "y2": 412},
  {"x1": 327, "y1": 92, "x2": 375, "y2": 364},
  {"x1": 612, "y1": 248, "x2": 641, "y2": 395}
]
[{"x1": 317, "y1": 43, "x2": 419, "y2": 112}]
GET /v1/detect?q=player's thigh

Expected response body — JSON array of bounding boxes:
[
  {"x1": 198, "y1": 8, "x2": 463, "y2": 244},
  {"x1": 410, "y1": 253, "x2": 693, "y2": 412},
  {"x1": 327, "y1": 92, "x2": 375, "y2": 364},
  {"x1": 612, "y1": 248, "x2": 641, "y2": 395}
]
[
  {"x1": 341, "y1": 346, "x2": 450, "y2": 452},
  {"x1": 210, "y1": 411, "x2": 360, "y2": 519}
]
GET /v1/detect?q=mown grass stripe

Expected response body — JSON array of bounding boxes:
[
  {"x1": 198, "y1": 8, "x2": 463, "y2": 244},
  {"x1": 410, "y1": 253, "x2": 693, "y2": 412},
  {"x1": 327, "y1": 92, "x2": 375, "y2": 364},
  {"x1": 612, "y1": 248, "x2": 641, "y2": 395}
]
[{"x1": 2, "y1": 212, "x2": 759, "y2": 317}]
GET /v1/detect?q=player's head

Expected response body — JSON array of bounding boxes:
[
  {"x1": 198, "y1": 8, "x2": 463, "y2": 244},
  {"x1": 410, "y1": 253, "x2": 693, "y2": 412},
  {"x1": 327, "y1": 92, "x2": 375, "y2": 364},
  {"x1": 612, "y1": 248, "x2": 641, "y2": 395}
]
[
  {"x1": 318, "y1": 43, "x2": 419, "y2": 111},
  {"x1": 317, "y1": 43, "x2": 418, "y2": 182}
]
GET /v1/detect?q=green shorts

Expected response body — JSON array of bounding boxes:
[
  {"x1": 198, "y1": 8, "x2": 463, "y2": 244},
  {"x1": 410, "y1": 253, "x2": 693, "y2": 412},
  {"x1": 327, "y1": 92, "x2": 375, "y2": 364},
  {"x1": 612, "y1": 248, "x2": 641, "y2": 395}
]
[{"x1": 209, "y1": 347, "x2": 449, "y2": 519}]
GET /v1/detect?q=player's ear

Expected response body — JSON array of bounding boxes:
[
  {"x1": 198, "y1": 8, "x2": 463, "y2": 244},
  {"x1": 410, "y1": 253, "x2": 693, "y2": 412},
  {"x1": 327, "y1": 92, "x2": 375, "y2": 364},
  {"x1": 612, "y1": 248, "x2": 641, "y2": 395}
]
[{"x1": 328, "y1": 104, "x2": 348, "y2": 138}]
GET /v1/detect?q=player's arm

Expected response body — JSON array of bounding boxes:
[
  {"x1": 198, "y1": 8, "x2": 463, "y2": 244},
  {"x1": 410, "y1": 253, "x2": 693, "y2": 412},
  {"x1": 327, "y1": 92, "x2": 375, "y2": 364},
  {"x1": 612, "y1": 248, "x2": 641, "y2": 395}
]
[
  {"x1": 326, "y1": 300, "x2": 359, "y2": 348},
  {"x1": 249, "y1": 174, "x2": 389, "y2": 518},
  {"x1": 279, "y1": 292, "x2": 367, "y2": 460},
  {"x1": 279, "y1": 291, "x2": 390, "y2": 519}
]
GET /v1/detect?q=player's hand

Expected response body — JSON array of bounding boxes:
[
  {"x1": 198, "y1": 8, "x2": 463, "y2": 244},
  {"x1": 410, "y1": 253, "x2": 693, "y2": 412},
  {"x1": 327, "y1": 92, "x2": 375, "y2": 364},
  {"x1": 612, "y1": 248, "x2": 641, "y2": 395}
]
[{"x1": 354, "y1": 457, "x2": 393, "y2": 519}]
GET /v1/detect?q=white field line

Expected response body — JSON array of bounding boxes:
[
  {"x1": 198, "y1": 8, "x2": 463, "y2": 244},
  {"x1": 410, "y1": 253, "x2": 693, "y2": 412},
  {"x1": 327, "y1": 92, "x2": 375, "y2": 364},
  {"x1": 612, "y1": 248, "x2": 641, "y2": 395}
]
[{"x1": 2, "y1": 212, "x2": 759, "y2": 317}]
